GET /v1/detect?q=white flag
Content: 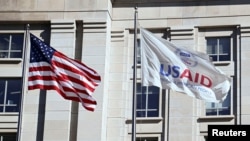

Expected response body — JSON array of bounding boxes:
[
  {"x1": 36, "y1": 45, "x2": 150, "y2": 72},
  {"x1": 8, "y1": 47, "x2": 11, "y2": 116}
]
[{"x1": 140, "y1": 28, "x2": 231, "y2": 103}]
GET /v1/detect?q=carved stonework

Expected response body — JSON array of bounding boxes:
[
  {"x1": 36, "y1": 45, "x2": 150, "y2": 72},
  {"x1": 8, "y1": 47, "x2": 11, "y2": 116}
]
[
  {"x1": 170, "y1": 28, "x2": 194, "y2": 40},
  {"x1": 111, "y1": 30, "x2": 124, "y2": 42},
  {"x1": 240, "y1": 26, "x2": 250, "y2": 37},
  {"x1": 51, "y1": 20, "x2": 76, "y2": 33},
  {"x1": 83, "y1": 20, "x2": 107, "y2": 33}
]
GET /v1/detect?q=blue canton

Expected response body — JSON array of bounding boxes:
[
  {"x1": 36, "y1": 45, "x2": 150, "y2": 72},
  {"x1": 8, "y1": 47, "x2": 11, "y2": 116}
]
[{"x1": 30, "y1": 34, "x2": 55, "y2": 63}]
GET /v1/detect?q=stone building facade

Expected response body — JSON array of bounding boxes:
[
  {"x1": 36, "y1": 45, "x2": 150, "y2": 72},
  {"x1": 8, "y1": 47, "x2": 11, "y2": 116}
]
[{"x1": 0, "y1": 0, "x2": 249, "y2": 141}]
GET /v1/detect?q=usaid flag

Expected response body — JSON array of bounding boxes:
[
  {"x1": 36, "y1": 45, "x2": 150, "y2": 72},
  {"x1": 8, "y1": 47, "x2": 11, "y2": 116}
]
[{"x1": 140, "y1": 28, "x2": 231, "y2": 102}]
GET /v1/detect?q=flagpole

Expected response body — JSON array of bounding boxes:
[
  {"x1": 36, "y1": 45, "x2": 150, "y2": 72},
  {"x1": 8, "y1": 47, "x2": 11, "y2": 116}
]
[
  {"x1": 131, "y1": 6, "x2": 138, "y2": 141},
  {"x1": 17, "y1": 24, "x2": 30, "y2": 141}
]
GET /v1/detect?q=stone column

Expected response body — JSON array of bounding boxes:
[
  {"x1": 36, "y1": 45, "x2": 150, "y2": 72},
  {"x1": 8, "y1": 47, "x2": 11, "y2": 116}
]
[
  {"x1": 42, "y1": 19, "x2": 76, "y2": 141},
  {"x1": 77, "y1": 19, "x2": 110, "y2": 141}
]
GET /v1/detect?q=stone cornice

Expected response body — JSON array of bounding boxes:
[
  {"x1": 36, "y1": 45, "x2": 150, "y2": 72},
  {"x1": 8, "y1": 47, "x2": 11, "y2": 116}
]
[
  {"x1": 51, "y1": 19, "x2": 75, "y2": 33},
  {"x1": 111, "y1": 29, "x2": 124, "y2": 42},
  {"x1": 83, "y1": 19, "x2": 107, "y2": 33},
  {"x1": 169, "y1": 28, "x2": 193, "y2": 40},
  {"x1": 240, "y1": 26, "x2": 250, "y2": 37}
]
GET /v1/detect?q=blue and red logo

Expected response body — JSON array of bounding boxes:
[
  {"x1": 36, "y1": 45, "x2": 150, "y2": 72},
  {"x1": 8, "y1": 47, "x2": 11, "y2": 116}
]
[{"x1": 176, "y1": 49, "x2": 198, "y2": 67}]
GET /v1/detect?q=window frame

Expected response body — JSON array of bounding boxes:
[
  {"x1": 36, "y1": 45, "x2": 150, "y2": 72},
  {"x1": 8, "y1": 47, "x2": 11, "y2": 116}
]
[
  {"x1": 136, "y1": 83, "x2": 161, "y2": 118},
  {"x1": 0, "y1": 78, "x2": 22, "y2": 113},
  {"x1": 126, "y1": 29, "x2": 165, "y2": 120},
  {"x1": 206, "y1": 36, "x2": 232, "y2": 62},
  {"x1": 0, "y1": 133, "x2": 16, "y2": 141},
  {"x1": 205, "y1": 76, "x2": 233, "y2": 116},
  {"x1": 198, "y1": 27, "x2": 236, "y2": 117},
  {"x1": 198, "y1": 27, "x2": 235, "y2": 65},
  {"x1": 0, "y1": 33, "x2": 25, "y2": 59}
]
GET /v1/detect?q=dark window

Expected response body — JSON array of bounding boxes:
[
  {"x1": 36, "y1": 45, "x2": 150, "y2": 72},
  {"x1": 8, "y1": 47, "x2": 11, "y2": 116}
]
[
  {"x1": 0, "y1": 133, "x2": 16, "y2": 141},
  {"x1": 0, "y1": 34, "x2": 24, "y2": 58},
  {"x1": 0, "y1": 78, "x2": 22, "y2": 112},
  {"x1": 136, "y1": 83, "x2": 159, "y2": 117},
  {"x1": 206, "y1": 89, "x2": 231, "y2": 116},
  {"x1": 206, "y1": 37, "x2": 231, "y2": 62}
]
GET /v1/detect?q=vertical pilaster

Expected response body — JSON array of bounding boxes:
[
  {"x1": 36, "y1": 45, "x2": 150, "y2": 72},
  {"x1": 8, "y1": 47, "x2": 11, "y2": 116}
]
[
  {"x1": 77, "y1": 19, "x2": 110, "y2": 141},
  {"x1": 238, "y1": 26, "x2": 250, "y2": 125},
  {"x1": 42, "y1": 20, "x2": 76, "y2": 141},
  {"x1": 108, "y1": 28, "x2": 128, "y2": 141},
  {"x1": 168, "y1": 27, "x2": 201, "y2": 141}
]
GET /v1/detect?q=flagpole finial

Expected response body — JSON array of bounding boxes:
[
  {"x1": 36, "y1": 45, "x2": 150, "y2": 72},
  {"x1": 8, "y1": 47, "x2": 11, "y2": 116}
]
[{"x1": 26, "y1": 24, "x2": 30, "y2": 30}]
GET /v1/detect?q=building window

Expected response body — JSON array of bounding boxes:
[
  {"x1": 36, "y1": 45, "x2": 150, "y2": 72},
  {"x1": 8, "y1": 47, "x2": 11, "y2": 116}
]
[
  {"x1": 136, "y1": 83, "x2": 160, "y2": 117},
  {"x1": 206, "y1": 37, "x2": 231, "y2": 62},
  {"x1": 0, "y1": 133, "x2": 16, "y2": 141},
  {"x1": 0, "y1": 34, "x2": 24, "y2": 58},
  {"x1": 205, "y1": 89, "x2": 231, "y2": 116},
  {"x1": 0, "y1": 78, "x2": 22, "y2": 112}
]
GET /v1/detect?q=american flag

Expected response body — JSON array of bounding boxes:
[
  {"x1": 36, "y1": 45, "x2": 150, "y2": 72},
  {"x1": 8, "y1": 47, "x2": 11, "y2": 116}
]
[{"x1": 28, "y1": 33, "x2": 101, "y2": 111}]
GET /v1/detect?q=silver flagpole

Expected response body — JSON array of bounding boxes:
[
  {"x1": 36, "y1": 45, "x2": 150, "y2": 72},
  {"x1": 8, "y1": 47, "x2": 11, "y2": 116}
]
[
  {"x1": 132, "y1": 6, "x2": 138, "y2": 141},
  {"x1": 17, "y1": 24, "x2": 31, "y2": 141}
]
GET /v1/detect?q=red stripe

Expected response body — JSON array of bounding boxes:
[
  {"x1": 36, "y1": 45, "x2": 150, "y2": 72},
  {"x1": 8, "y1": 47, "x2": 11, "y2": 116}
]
[
  {"x1": 28, "y1": 53, "x2": 100, "y2": 111},
  {"x1": 28, "y1": 84, "x2": 97, "y2": 105},
  {"x1": 28, "y1": 70, "x2": 98, "y2": 107},
  {"x1": 51, "y1": 59, "x2": 100, "y2": 86},
  {"x1": 54, "y1": 52, "x2": 101, "y2": 81},
  {"x1": 29, "y1": 85, "x2": 96, "y2": 112},
  {"x1": 29, "y1": 66, "x2": 51, "y2": 72},
  {"x1": 28, "y1": 34, "x2": 100, "y2": 112},
  {"x1": 29, "y1": 69, "x2": 96, "y2": 93},
  {"x1": 29, "y1": 62, "x2": 98, "y2": 91},
  {"x1": 28, "y1": 75, "x2": 94, "y2": 95},
  {"x1": 83, "y1": 106, "x2": 95, "y2": 112}
]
